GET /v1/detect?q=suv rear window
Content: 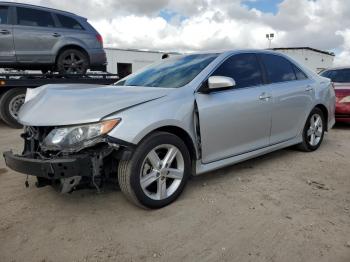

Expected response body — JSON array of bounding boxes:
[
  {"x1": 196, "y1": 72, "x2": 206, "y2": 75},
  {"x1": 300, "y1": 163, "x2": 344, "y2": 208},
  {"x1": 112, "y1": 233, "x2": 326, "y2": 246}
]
[
  {"x1": 261, "y1": 54, "x2": 296, "y2": 83},
  {"x1": 17, "y1": 7, "x2": 55, "y2": 27},
  {"x1": 0, "y1": 6, "x2": 9, "y2": 24},
  {"x1": 56, "y1": 14, "x2": 83, "y2": 30}
]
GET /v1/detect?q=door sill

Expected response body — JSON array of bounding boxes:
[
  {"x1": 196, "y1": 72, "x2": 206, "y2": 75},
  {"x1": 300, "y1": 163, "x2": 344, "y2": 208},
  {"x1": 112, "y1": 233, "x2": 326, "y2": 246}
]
[{"x1": 195, "y1": 137, "x2": 301, "y2": 175}]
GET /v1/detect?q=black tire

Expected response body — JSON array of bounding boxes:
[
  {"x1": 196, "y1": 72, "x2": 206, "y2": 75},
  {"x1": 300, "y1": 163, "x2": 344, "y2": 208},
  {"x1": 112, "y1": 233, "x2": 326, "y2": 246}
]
[
  {"x1": 297, "y1": 107, "x2": 325, "y2": 152},
  {"x1": 0, "y1": 88, "x2": 26, "y2": 129},
  {"x1": 118, "y1": 132, "x2": 191, "y2": 209},
  {"x1": 56, "y1": 49, "x2": 89, "y2": 75}
]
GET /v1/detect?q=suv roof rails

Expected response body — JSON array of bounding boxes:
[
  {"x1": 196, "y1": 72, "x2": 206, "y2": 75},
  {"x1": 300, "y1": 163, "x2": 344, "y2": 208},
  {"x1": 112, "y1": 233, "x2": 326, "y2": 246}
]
[{"x1": 1, "y1": 1, "x2": 80, "y2": 17}]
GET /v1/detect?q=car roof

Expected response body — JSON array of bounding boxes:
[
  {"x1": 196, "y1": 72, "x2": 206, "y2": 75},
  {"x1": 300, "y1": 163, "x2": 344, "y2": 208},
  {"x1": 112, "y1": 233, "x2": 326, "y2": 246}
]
[
  {"x1": 322, "y1": 66, "x2": 350, "y2": 71},
  {"x1": 188, "y1": 49, "x2": 287, "y2": 55},
  {"x1": 1, "y1": 2, "x2": 85, "y2": 19},
  {"x1": 180, "y1": 48, "x2": 308, "y2": 69},
  {"x1": 204, "y1": 49, "x2": 315, "y2": 77}
]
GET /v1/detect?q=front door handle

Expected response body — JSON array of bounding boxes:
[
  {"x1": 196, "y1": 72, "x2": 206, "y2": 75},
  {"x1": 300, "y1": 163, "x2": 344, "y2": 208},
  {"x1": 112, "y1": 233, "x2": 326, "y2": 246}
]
[
  {"x1": 52, "y1": 33, "x2": 61, "y2": 37},
  {"x1": 0, "y1": 29, "x2": 11, "y2": 35},
  {"x1": 259, "y1": 93, "x2": 272, "y2": 100},
  {"x1": 305, "y1": 85, "x2": 313, "y2": 92}
]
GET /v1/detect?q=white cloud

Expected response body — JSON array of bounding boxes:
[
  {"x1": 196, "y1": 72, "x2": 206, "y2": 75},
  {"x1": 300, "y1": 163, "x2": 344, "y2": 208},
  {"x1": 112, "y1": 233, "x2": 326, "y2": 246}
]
[
  {"x1": 334, "y1": 29, "x2": 350, "y2": 66},
  {"x1": 93, "y1": 10, "x2": 275, "y2": 52},
  {"x1": 10, "y1": 0, "x2": 350, "y2": 66}
]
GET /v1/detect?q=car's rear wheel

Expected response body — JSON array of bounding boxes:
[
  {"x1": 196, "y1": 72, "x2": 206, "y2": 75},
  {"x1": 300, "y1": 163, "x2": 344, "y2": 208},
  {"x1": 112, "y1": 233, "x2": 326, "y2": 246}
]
[
  {"x1": 0, "y1": 88, "x2": 26, "y2": 129},
  {"x1": 56, "y1": 49, "x2": 89, "y2": 75},
  {"x1": 118, "y1": 132, "x2": 191, "y2": 208},
  {"x1": 297, "y1": 107, "x2": 325, "y2": 152}
]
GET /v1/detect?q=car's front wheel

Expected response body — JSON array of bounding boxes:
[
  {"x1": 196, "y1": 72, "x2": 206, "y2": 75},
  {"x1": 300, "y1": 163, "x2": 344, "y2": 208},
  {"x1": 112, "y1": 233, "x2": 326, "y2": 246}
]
[
  {"x1": 118, "y1": 132, "x2": 191, "y2": 208},
  {"x1": 297, "y1": 107, "x2": 325, "y2": 152}
]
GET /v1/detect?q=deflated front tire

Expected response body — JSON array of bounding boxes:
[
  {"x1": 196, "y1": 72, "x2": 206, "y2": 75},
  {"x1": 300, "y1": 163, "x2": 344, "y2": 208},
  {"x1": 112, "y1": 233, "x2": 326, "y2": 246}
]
[{"x1": 117, "y1": 131, "x2": 191, "y2": 209}]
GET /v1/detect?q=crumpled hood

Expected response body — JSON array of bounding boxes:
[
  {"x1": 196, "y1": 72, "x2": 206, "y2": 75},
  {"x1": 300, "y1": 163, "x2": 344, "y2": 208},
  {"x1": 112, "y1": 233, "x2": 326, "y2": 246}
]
[{"x1": 18, "y1": 84, "x2": 172, "y2": 126}]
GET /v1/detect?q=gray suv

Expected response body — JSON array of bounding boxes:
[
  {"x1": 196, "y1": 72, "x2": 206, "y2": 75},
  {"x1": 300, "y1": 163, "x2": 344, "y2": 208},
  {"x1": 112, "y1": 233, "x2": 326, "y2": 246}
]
[{"x1": 0, "y1": 2, "x2": 106, "y2": 74}]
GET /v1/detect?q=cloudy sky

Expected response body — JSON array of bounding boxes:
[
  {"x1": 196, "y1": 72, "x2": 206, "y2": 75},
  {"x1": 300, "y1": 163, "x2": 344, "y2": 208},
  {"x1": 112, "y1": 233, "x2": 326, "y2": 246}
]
[{"x1": 11, "y1": 0, "x2": 350, "y2": 65}]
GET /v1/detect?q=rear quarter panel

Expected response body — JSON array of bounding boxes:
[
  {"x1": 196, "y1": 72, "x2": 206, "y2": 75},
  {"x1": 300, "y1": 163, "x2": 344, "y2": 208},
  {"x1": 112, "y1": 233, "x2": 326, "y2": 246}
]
[
  {"x1": 314, "y1": 76, "x2": 336, "y2": 129},
  {"x1": 52, "y1": 33, "x2": 99, "y2": 55}
]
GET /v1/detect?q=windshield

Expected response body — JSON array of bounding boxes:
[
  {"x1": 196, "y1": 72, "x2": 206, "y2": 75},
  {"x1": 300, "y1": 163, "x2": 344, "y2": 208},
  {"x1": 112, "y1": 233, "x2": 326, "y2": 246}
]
[
  {"x1": 321, "y1": 69, "x2": 350, "y2": 83},
  {"x1": 115, "y1": 53, "x2": 218, "y2": 88}
]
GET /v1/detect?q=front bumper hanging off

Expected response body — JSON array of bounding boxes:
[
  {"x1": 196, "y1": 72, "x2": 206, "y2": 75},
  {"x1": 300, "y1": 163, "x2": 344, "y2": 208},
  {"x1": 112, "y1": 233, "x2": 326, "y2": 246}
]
[
  {"x1": 2, "y1": 135, "x2": 135, "y2": 192},
  {"x1": 3, "y1": 151, "x2": 93, "y2": 179}
]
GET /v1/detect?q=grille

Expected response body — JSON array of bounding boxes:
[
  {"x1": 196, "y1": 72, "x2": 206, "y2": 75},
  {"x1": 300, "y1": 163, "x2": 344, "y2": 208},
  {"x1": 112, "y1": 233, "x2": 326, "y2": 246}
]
[{"x1": 22, "y1": 126, "x2": 55, "y2": 156}]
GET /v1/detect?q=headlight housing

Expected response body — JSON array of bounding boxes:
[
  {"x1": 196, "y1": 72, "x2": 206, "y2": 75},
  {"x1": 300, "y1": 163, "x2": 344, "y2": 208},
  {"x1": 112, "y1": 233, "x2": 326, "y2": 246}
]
[
  {"x1": 339, "y1": 96, "x2": 350, "y2": 103},
  {"x1": 42, "y1": 119, "x2": 121, "y2": 152}
]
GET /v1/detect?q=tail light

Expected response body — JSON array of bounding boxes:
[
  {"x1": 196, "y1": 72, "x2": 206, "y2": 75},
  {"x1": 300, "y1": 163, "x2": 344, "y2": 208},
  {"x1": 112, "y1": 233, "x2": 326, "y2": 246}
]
[{"x1": 96, "y1": 34, "x2": 103, "y2": 46}]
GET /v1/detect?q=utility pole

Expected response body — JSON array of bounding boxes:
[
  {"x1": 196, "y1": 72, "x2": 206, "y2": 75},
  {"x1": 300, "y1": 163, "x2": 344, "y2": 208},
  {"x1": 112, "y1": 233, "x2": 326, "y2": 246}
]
[{"x1": 266, "y1": 33, "x2": 275, "y2": 48}]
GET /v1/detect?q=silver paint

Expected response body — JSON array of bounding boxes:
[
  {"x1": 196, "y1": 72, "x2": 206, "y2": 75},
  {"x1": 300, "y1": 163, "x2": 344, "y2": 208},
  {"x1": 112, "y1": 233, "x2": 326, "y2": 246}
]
[{"x1": 18, "y1": 49, "x2": 336, "y2": 175}]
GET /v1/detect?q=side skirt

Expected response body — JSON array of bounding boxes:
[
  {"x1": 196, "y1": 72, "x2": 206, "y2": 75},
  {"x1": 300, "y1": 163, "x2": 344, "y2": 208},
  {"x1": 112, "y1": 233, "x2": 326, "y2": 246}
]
[{"x1": 195, "y1": 136, "x2": 302, "y2": 175}]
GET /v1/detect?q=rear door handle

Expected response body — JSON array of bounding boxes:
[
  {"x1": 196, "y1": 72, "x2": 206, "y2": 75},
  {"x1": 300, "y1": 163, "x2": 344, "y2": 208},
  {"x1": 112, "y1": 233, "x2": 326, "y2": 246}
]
[
  {"x1": 0, "y1": 29, "x2": 11, "y2": 35},
  {"x1": 259, "y1": 93, "x2": 272, "y2": 100},
  {"x1": 52, "y1": 33, "x2": 61, "y2": 37},
  {"x1": 305, "y1": 85, "x2": 313, "y2": 92}
]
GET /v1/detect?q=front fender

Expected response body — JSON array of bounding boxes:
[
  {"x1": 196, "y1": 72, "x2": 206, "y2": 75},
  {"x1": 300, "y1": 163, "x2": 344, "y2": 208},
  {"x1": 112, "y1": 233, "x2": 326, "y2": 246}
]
[
  {"x1": 105, "y1": 91, "x2": 197, "y2": 147},
  {"x1": 298, "y1": 80, "x2": 335, "y2": 135},
  {"x1": 132, "y1": 119, "x2": 195, "y2": 145}
]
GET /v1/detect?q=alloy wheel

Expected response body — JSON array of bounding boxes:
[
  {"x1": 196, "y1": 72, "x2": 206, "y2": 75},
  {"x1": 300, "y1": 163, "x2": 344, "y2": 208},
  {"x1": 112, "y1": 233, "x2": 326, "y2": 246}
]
[
  {"x1": 62, "y1": 52, "x2": 86, "y2": 74},
  {"x1": 140, "y1": 144, "x2": 184, "y2": 200},
  {"x1": 307, "y1": 113, "x2": 323, "y2": 146}
]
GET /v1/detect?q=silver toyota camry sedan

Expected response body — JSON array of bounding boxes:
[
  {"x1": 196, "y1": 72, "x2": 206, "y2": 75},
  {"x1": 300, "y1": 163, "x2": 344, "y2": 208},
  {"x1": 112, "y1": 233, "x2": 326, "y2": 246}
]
[{"x1": 3, "y1": 50, "x2": 336, "y2": 208}]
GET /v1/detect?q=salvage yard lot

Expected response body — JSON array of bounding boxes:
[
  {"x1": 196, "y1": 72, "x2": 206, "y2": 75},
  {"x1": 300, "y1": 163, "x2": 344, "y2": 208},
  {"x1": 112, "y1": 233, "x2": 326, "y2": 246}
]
[{"x1": 0, "y1": 121, "x2": 349, "y2": 262}]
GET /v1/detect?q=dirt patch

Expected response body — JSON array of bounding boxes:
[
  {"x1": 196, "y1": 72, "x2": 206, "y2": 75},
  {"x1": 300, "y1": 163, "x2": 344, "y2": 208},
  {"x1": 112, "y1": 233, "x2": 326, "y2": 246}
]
[
  {"x1": 0, "y1": 168, "x2": 7, "y2": 175},
  {"x1": 0, "y1": 124, "x2": 349, "y2": 262}
]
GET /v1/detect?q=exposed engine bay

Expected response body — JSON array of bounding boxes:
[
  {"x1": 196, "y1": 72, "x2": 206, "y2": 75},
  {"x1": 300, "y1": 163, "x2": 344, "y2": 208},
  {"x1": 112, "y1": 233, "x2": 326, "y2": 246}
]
[{"x1": 3, "y1": 126, "x2": 130, "y2": 193}]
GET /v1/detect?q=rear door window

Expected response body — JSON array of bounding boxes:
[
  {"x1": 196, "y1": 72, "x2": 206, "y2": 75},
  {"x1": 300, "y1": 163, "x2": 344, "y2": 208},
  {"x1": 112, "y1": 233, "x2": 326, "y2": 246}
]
[
  {"x1": 56, "y1": 14, "x2": 83, "y2": 30},
  {"x1": 293, "y1": 65, "x2": 308, "y2": 80},
  {"x1": 0, "y1": 6, "x2": 9, "y2": 25},
  {"x1": 261, "y1": 54, "x2": 297, "y2": 83},
  {"x1": 17, "y1": 7, "x2": 55, "y2": 27},
  {"x1": 211, "y1": 53, "x2": 263, "y2": 88}
]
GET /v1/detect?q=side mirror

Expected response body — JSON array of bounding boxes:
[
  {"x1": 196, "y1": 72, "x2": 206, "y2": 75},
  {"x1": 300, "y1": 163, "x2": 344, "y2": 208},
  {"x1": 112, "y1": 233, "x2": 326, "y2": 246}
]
[{"x1": 208, "y1": 76, "x2": 236, "y2": 91}]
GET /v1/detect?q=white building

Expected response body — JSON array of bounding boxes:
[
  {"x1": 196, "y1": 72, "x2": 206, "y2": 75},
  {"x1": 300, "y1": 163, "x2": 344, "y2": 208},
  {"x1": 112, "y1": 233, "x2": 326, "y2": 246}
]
[
  {"x1": 272, "y1": 47, "x2": 335, "y2": 73},
  {"x1": 105, "y1": 48, "x2": 180, "y2": 77}
]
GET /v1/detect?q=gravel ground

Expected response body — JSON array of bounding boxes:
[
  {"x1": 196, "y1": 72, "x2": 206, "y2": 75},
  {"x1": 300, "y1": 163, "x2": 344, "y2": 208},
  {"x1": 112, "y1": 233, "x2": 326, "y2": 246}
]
[{"x1": 0, "y1": 120, "x2": 349, "y2": 262}]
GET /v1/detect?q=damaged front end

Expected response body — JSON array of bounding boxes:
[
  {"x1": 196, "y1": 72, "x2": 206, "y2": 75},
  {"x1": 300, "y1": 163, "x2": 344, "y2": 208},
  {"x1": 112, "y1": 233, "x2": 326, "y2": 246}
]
[{"x1": 3, "y1": 120, "x2": 133, "y2": 193}]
